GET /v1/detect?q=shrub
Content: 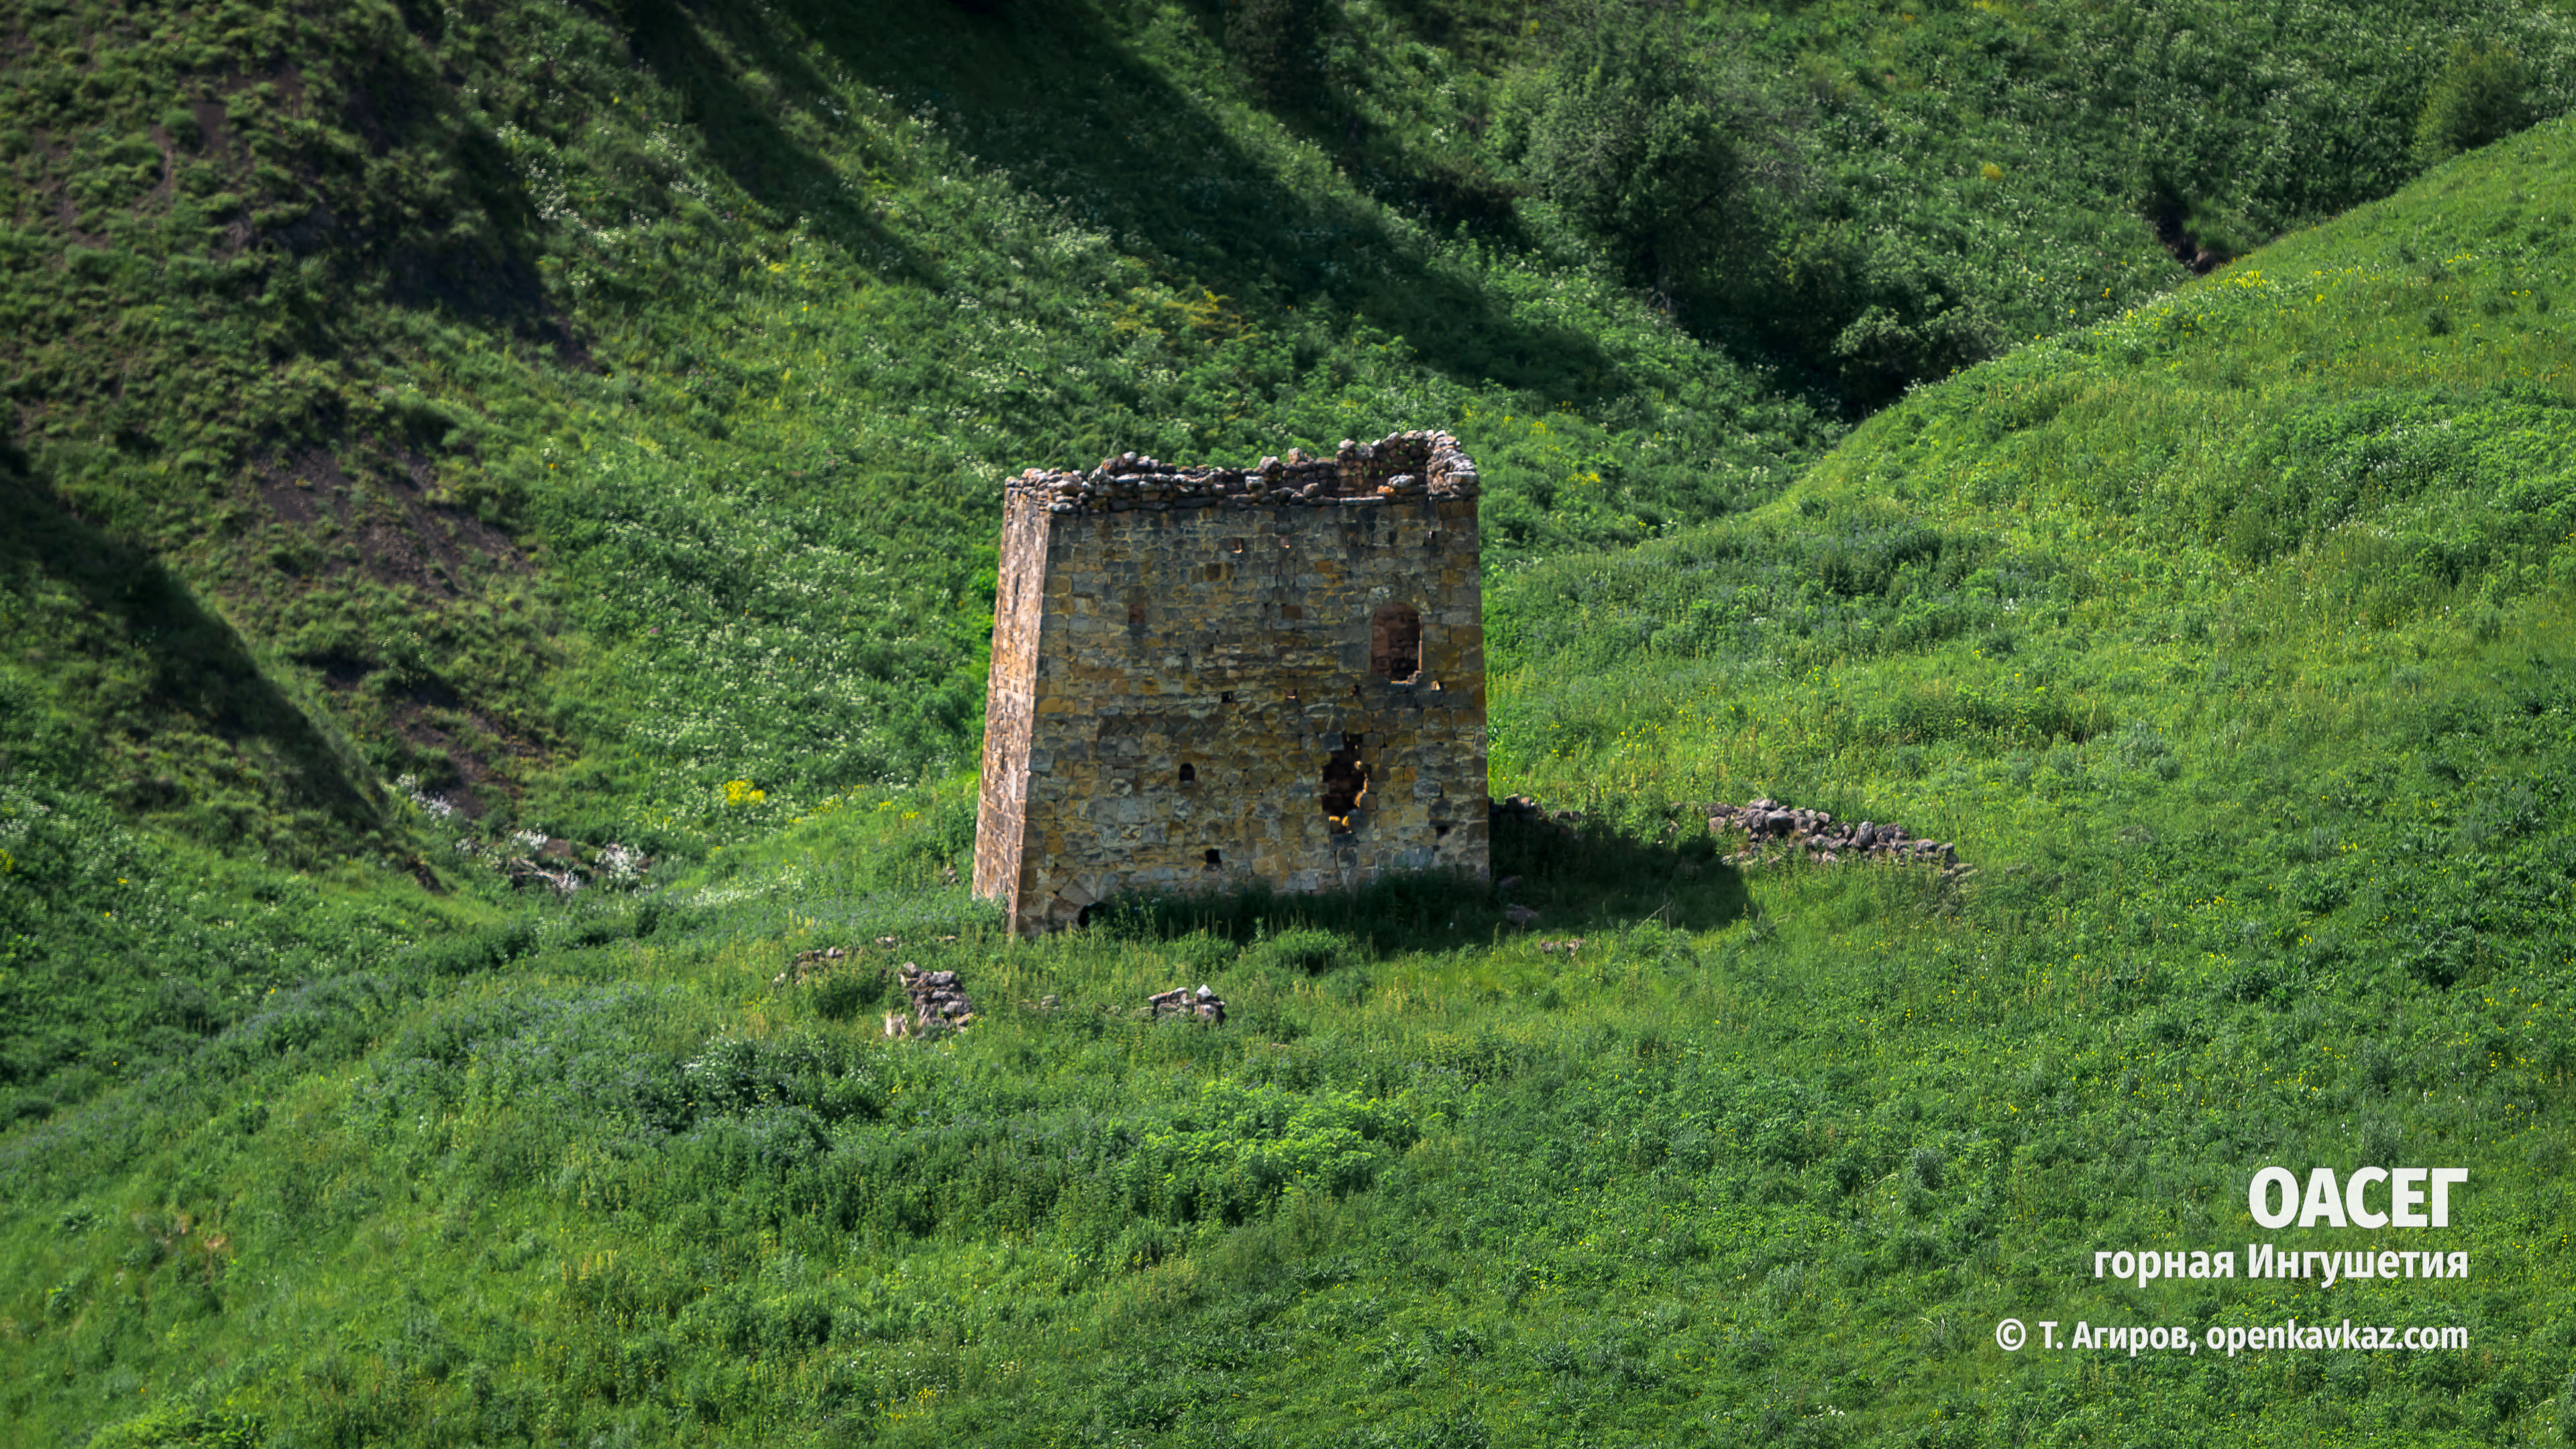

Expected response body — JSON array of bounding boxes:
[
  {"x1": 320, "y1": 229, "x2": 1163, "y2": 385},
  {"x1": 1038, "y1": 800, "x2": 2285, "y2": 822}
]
[
  {"x1": 812, "y1": 969, "x2": 885, "y2": 1022},
  {"x1": 1226, "y1": 0, "x2": 1333, "y2": 109},
  {"x1": 2114, "y1": 717, "x2": 2177, "y2": 778},
  {"x1": 1518, "y1": 0, "x2": 1770, "y2": 294},
  {"x1": 2416, "y1": 43, "x2": 2534, "y2": 163},
  {"x1": 1246, "y1": 926, "x2": 1352, "y2": 977},
  {"x1": 86, "y1": 1406, "x2": 264, "y2": 1448}
]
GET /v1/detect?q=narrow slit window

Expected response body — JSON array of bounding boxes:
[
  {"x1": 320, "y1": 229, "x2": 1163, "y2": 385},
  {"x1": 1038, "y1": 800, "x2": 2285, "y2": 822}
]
[
  {"x1": 1178, "y1": 763, "x2": 1197, "y2": 785},
  {"x1": 1371, "y1": 601, "x2": 1421, "y2": 682}
]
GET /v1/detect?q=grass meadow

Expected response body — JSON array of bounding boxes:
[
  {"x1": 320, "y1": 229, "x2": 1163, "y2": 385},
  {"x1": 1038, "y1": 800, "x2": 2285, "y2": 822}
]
[{"x1": 5, "y1": 1, "x2": 2576, "y2": 1444}]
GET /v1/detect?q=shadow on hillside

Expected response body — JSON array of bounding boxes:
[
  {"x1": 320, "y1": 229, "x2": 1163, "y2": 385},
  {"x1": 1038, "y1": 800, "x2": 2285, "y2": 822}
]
[
  {"x1": 1164, "y1": 0, "x2": 1534, "y2": 245},
  {"x1": 614, "y1": 0, "x2": 947, "y2": 292},
  {"x1": 1489, "y1": 812, "x2": 1751, "y2": 934},
  {"x1": 621, "y1": 0, "x2": 1623, "y2": 405},
  {"x1": 1095, "y1": 815, "x2": 1749, "y2": 955},
  {"x1": 342, "y1": 7, "x2": 590, "y2": 361},
  {"x1": 0, "y1": 455, "x2": 382, "y2": 838}
]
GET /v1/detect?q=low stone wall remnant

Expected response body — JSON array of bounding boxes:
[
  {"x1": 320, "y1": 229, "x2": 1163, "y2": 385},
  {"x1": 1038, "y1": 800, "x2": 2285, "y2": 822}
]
[
  {"x1": 1490, "y1": 795, "x2": 1975, "y2": 881},
  {"x1": 1707, "y1": 798, "x2": 1972, "y2": 878},
  {"x1": 774, "y1": 945, "x2": 851, "y2": 987}
]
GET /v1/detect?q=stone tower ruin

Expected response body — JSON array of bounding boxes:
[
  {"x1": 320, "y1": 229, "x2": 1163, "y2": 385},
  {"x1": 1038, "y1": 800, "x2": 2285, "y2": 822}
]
[{"x1": 975, "y1": 431, "x2": 1488, "y2": 936}]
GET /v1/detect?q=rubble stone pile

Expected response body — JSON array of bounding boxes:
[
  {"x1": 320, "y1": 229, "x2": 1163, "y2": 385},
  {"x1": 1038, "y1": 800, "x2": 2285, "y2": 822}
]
[
  {"x1": 474, "y1": 834, "x2": 647, "y2": 895},
  {"x1": 1002, "y1": 431, "x2": 1480, "y2": 515},
  {"x1": 892, "y1": 965, "x2": 977, "y2": 1036},
  {"x1": 1144, "y1": 984, "x2": 1228, "y2": 1025},
  {"x1": 775, "y1": 936, "x2": 963, "y2": 990}
]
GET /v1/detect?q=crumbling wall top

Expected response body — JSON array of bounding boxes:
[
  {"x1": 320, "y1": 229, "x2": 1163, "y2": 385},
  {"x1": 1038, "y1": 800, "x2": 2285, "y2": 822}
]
[{"x1": 1002, "y1": 430, "x2": 1479, "y2": 515}]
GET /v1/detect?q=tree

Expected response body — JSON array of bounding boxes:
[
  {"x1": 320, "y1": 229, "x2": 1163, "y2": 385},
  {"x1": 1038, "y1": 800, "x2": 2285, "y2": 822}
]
[{"x1": 1519, "y1": 0, "x2": 1750, "y2": 298}]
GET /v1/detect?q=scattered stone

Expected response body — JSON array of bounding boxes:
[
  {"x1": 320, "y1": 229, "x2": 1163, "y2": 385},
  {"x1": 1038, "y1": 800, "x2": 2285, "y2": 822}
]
[
  {"x1": 1504, "y1": 904, "x2": 1540, "y2": 927},
  {"x1": 502, "y1": 860, "x2": 582, "y2": 894},
  {"x1": 773, "y1": 945, "x2": 853, "y2": 987},
  {"x1": 1537, "y1": 937, "x2": 1585, "y2": 954},
  {"x1": 1144, "y1": 983, "x2": 1228, "y2": 1025}
]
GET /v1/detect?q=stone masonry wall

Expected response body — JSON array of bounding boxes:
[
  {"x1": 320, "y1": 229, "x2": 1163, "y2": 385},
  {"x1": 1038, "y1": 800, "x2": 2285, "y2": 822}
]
[
  {"x1": 970, "y1": 488, "x2": 1050, "y2": 902},
  {"x1": 975, "y1": 431, "x2": 1487, "y2": 936}
]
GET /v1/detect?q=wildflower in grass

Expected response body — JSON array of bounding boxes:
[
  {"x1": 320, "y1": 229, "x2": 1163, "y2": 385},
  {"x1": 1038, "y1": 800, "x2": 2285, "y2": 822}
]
[
  {"x1": 390, "y1": 773, "x2": 460, "y2": 822},
  {"x1": 724, "y1": 780, "x2": 767, "y2": 808},
  {"x1": 600, "y1": 843, "x2": 647, "y2": 882}
]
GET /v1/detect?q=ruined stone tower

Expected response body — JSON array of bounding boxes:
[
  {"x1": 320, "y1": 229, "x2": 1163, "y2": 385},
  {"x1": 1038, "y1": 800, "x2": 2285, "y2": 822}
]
[{"x1": 975, "y1": 431, "x2": 1487, "y2": 936}]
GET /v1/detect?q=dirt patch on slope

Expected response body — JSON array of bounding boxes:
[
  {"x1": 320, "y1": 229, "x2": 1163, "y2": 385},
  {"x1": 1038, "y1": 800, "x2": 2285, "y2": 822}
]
[
  {"x1": 252, "y1": 446, "x2": 555, "y2": 815},
  {"x1": 258, "y1": 447, "x2": 525, "y2": 598}
]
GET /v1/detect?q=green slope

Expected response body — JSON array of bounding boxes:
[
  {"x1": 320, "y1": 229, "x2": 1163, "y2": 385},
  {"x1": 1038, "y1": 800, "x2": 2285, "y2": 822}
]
[
  {"x1": 9, "y1": 0, "x2": 2571, "y2": 875},
  {"x1": 6, "y1": 89, "x2": 2575, "y2": 1449},
  {"x1": 0, "y1": 0, "x2": 1825, "y2": 1120},
  {"x1": 11, "y1": 0, "x2": 2571, "y2": 1120},
  {"x1": 0, "y1": 0, "x2": 1824, "y2": 869}
]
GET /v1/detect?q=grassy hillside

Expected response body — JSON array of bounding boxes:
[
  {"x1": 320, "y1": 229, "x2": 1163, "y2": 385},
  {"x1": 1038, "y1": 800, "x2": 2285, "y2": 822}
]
[
  {"x1": 11, "y1": 0, "x2": 2571, "y2": 1120},
  {"x1": 0, "y1": 0, "x2": 1825, "y2": 1120},
  {"x1": 7, "y1": 83, "x2": 2576, "y2": 1449},
  {"x1": 9, "y1": 0, "x2": 2570, "y2": 859}
]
